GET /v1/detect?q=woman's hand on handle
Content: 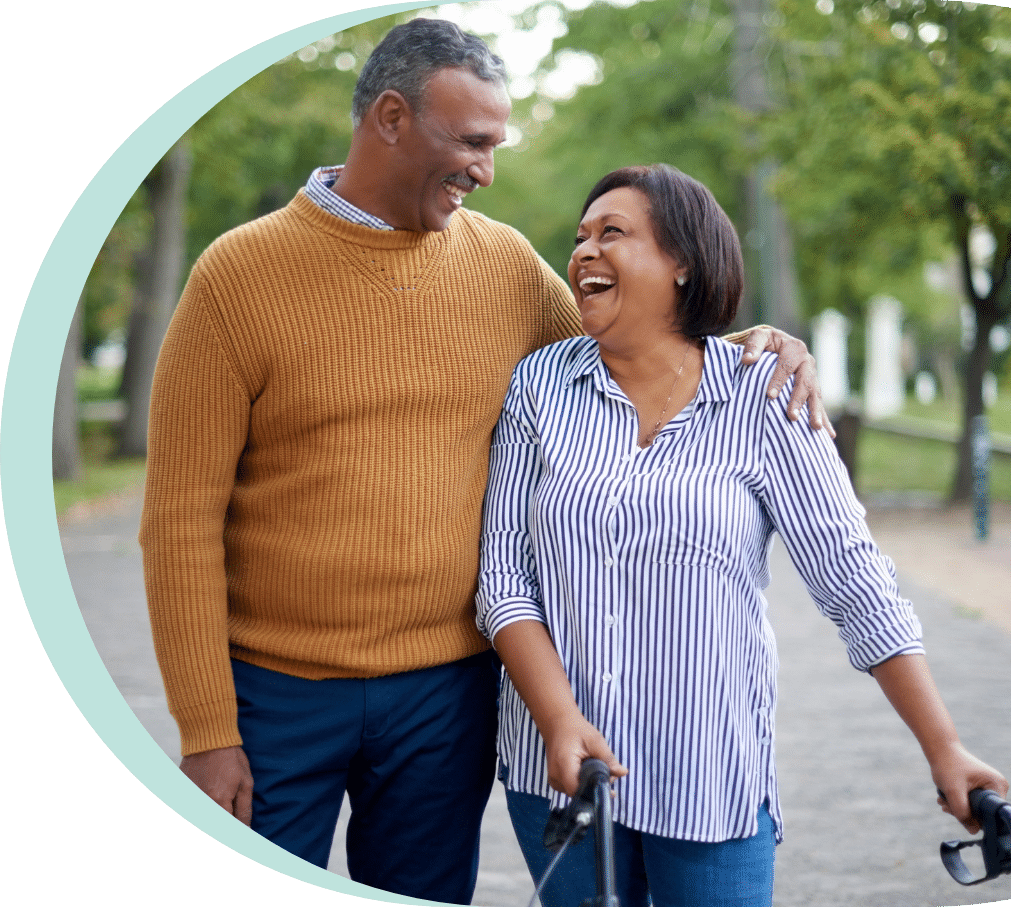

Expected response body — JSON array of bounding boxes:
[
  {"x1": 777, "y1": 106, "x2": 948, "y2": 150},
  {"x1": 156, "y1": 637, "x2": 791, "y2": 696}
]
[
  {"x1": 870, "y1": 653, "x2": 1008, "y2": 834},
  {"x1": 492, "y1": 618, "x2": 628, "y2": 799},
  {"x1": 931, "y1": 742, "x2": 1008, "y2": 835},
  {"x1": 540, "y1": 711, "x2": 628, "y2": 799}
]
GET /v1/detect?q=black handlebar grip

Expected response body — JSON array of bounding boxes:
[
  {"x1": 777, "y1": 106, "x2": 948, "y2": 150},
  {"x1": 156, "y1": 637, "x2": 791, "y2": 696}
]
[
  {"x1": 969, "y1": 788, "x2": 990, "y2": 817},
  {"x1": 579, "y1": 758, "x2": 611, "y2": 788},
  {"x1": 968, "y1": 788, "x2": 1011, "y2": 823}
]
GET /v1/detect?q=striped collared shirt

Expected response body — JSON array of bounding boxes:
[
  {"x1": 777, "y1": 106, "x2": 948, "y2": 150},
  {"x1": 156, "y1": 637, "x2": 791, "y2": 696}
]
[
  {"x1": 305, "y1": 165, "x2": 394, "y2": 230},
  {"x1": 476, "y1": 335, "x2": 924, "y2": 844}
]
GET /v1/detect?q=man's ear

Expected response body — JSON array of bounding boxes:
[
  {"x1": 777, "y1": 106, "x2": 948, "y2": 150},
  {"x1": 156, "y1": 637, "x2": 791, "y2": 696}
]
[{"x1": 371, "y1": 89, "x2": 412, "y2": 146}]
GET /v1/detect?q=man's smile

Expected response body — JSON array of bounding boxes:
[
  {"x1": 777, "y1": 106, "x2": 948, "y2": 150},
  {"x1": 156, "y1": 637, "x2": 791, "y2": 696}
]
[{"x1": 442, "y1": 175, "x2": 478, "y2": 205}]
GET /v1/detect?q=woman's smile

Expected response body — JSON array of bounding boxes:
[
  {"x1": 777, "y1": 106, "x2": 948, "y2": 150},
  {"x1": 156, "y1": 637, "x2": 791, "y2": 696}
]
[{"x1": 568, "y1": 186, "x2": 683, "y2": 345}]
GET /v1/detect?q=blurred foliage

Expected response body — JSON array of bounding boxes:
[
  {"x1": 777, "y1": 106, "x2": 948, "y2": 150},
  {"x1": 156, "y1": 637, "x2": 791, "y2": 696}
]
[
  {"x1": 81, "y1": 190, "x2": 149, "y2": 358},
  {"x1": 77, "y1": 364, "x2": 122, "y2": 402},
  {"x1": 188, "y1": 13, "x2": 426, "y2": 258},
  {"x1": 81, "y1": 0, "x2": 1009, "y2": 384},
  {"x1": 66, "y1": 0, "x2": 1011, "y2": 506},
  {"x1": 187, "y1": 31, "x2": 363, "y2": 261},
  {"x1": 759, "y1": 0, "x2": 1011, "y2": 335},
  {"x1": 470, "y1": 0, "x2": 746, "y2": 279},
  {"x1": 81, "y1": 12, "x2": 402, "y2": 361}
]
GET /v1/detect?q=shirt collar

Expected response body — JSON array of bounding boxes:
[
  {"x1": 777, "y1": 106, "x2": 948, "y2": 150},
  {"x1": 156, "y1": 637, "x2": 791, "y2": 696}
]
[
  {"x1": 562, "y1": 334, "x2": 741, "y2": 405},
  {"x1": 305, "y1": 165, "x2": 395, "y2": 231}
]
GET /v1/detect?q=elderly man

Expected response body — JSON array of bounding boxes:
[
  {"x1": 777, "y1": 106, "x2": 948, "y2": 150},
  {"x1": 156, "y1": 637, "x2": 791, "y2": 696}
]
[{"x1": 140, "y1": 17, "x2": 827, "y2": 904}]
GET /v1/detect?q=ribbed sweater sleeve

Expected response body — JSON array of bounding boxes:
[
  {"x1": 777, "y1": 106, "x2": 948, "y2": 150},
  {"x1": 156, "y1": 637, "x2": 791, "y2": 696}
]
[
  {"x1": 542, "y1": 254, "x2": 583, "y2": 343},
  {"x1": 139, "y1": 192, "x2": 580, "y2": 755},
  {"x1": 139, "y1": 269, "x2": 251, "y2": 754}
]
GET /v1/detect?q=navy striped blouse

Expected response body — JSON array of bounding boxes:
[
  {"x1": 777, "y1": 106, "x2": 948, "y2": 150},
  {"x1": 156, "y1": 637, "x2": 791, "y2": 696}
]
[{"x1": 476, "y1": 335, "x2": 924, "y2": 844}]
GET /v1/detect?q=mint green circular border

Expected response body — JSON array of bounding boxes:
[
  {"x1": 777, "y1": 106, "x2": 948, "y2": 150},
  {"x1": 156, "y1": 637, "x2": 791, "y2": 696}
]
[{"x1": 1, "y1": 4, "x2": 449, "y2": 903}]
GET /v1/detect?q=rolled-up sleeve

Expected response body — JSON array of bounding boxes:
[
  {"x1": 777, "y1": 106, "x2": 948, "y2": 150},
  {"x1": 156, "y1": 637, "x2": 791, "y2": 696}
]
[
  {"x1": 476, "y1": 371, "x2": 548, "y2": 642},
  {"x1": 758, "y1": 384, "x2": 924, "y2": 672}
]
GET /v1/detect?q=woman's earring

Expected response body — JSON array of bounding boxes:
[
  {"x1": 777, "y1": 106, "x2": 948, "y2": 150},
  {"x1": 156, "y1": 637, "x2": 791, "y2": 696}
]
[{"x1": 676, "y1": 275, "x2": 687, "y2": 286}]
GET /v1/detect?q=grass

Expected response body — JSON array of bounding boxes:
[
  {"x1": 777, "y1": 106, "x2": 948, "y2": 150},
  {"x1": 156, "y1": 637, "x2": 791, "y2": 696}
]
[
  {"x1": 54, "y1": 366, "x2": 141, "y2": 518},
  {"x1": 53, "y1": 422, "x2": 146, "y2": 517},
  {"x1": 54, "y1": 456, "x2": 147, "y2": 517},
  {"x1": 856, "y1": 389, "x2": 1011, "y2": 503},
  {"x1": 895, "y1": 392, "x2": 1011, "y2": 437},
  {"x1": 77, "y1": 364, "x2": 122, "y2": 402},
  {"x1": 856, "y1": 428, "x2": 1011, "y2": 503},
  {"x1": 57, "y1": 421, "x2": 1010, "y2": 518}
]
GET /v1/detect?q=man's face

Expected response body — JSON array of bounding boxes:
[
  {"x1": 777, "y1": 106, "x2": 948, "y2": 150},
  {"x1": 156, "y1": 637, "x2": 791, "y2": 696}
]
[{"x1": 394, "y1": 67, "x2": 511, "y2": 233}]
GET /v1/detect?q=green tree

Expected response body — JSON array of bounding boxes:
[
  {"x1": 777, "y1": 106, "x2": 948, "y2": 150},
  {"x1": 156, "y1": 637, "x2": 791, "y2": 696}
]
[
  {"x1": 118, "y1": 137, "x2": 192, "y2": 456},
  {"x1": 53, "y1": 297, "x2": 84, "y2": 481},
  {"x1": 761, "y1": 0, "x2": 1011, "y2": 501},
  {"x1": 82, "y1": 189, "x2": 149, "y2": 361},
  {"x1": 471, "y1": 0, "x2": 747, "y2": 283},
  {"x1": 185, "y1": 31, "x2": 366, "y2": 261},
  {"x1": 78, "y1": 14, "x2": 404, "y2": 458},
  {"x1": 469, "y1": 0, "x2": 810, "y2": 334}
]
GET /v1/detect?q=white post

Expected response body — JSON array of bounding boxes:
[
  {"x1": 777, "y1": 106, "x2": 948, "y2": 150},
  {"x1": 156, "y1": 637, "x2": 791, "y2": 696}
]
[
  {"x1": 864, "y1": 295, "x2": 904, "y2": 420},
  {"x1": 811, "y1": 308, "x2": 850, "y2": 412}
]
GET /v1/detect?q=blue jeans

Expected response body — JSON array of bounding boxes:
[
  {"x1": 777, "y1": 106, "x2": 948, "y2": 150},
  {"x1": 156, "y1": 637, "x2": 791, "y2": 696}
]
[
  {"x1": 232, "y1": 653, "x2": 499, "y2": 905},
  {"x1": 506, "y1": 787, "x2": 776, "y2": 907}
]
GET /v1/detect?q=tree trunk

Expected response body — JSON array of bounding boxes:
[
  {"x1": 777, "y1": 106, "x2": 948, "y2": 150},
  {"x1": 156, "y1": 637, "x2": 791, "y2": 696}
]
[
  {"x1": 53, "y1": 296, "x2": 84, "y2": 480},
  {"x1": 117, "y1": 136, "x2": 192, "y2": 456},
  {"x1": 730, "y1": 0, "x2": 803, "y2": 338},
  {"x1": 948, "y1": 210, "x2": 1010, "y2": 504},
  {"x1": 950, "y1": 308, "x2": 995, "y2": 503}
]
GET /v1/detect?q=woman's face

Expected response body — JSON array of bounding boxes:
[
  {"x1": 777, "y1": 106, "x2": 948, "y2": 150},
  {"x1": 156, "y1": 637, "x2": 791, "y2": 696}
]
[{"x1": 568, "y1": 186, "x2": 686, "y2": 347}]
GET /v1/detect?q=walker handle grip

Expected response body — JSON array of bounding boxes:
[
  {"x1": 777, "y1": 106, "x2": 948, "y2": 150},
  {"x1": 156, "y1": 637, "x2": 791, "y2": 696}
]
[
  {"x1": 579, "y1": 758, "x2": 611, "y2": 789},
  {"x1": 543, "y1": 759, "x2": 605, "y2": 851},
  {"x1": 939, "y1": 788, "x2": 1011, "y2": 885}
]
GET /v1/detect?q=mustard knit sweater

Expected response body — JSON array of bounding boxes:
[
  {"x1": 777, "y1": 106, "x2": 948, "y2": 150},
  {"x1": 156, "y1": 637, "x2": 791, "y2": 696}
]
[{"x1": 139, "y1": 190, "x2": 581, "y2": 755}]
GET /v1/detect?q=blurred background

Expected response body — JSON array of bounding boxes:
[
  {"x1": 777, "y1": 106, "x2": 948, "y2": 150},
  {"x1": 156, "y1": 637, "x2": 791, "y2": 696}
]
[{"x1": 52, "y1": 0, "x2": 1011, "y2": 516}]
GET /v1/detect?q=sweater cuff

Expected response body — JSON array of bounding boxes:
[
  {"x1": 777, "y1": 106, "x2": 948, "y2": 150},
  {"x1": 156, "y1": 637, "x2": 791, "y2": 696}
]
[
  {"x1": 722, "y1": 325, "x2": 773, "y2": 346},
  {"x1": 174, "y1": 697, "x2": 242, "y2": 757}
]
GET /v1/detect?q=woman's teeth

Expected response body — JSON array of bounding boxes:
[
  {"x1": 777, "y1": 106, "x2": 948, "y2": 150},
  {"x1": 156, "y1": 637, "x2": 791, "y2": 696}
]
[{"x1": 580, "y1": 276, "x2": 615, "y2": 295}]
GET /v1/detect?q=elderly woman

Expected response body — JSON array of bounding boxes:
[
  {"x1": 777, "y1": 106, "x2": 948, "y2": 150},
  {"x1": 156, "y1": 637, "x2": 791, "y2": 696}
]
[{"x1": 476, "y1": 164, "x2": 1006, "y2": 907}]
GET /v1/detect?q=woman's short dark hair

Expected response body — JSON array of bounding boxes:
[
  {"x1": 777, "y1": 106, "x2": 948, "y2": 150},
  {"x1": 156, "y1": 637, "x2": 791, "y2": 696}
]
[
  {"x1": 580, "y1": 164, "x2": 743, "y2": 337},
  {"x1": 352, "y1": 18, "x2": 507, "y2": 127}
]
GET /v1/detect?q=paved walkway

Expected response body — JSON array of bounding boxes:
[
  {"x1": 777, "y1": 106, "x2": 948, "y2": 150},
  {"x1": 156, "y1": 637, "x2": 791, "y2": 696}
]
[{"x1": 59, "y1": 490, "x2": 1011, "y2": 907}]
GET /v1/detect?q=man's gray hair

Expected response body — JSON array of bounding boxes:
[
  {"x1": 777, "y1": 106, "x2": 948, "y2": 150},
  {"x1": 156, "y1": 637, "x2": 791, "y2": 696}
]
[{"x1": 351, "y1": 18, "x2": 507, "y2": 128}]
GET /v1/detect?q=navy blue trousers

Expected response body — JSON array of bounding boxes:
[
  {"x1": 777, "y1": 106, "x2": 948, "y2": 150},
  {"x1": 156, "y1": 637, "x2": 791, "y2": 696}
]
[{"x1": 232, "y1": 652, "x2": 499, "y2": 904}]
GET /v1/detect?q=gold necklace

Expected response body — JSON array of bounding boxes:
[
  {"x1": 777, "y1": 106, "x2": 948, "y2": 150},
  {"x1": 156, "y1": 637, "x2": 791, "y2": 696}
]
[{"x1": 640, "y1": 341, "x2": 692, "y2": 447}]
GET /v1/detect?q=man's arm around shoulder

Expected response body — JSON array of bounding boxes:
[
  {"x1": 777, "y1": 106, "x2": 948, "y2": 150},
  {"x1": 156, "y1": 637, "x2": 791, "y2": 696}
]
[{"x1": 726, "y1": 324, "x2": 835, "y2": 437}]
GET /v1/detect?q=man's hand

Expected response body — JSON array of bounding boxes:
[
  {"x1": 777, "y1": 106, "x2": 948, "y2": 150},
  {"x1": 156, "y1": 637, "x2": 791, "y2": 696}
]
[
  {"x1": 740, "y1": 325, "x2": 835, "y2": 437},
  {"x1": 180, "y1": 745, "x2": 254, "y2": 825}
]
